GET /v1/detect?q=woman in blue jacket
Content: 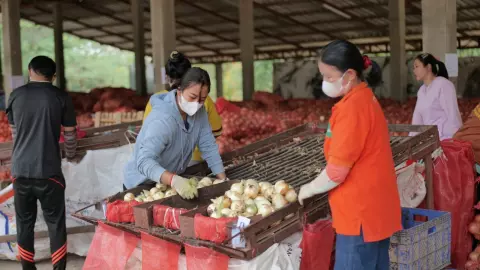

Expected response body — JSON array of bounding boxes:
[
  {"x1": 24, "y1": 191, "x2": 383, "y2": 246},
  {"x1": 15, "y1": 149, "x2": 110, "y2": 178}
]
[{"x1": 123, "y1": 68, "x2": 227, "y2": 199}]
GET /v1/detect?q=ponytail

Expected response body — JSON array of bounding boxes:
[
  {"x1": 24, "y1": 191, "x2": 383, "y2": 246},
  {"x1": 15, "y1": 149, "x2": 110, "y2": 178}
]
[
  {"x1": 362, "y1": 55, "x2": 383, "y2": 87},
  {"x1": 415, "y1": 53, "x2": 449, "y2": 79}
]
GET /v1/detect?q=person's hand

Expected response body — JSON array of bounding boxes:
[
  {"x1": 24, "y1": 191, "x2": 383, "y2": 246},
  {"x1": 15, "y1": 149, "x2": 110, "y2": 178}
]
[
  {"x1": 171, "y1": 175, "x2": 198, "y2": 199},
  {"x1": 298, "y1": 183, "x2": 315, "y2": 205}
]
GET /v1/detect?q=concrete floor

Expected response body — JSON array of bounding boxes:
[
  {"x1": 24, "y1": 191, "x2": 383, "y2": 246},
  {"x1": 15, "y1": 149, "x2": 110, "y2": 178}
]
[{"x1": 0, "y1": 255, "x2": 85, "y2": 270}]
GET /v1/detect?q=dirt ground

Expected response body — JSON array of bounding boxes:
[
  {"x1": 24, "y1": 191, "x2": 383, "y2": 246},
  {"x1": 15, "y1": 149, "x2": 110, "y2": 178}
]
[{"x1": 0, "y1": 254, "x2": 85, "y2": 270}]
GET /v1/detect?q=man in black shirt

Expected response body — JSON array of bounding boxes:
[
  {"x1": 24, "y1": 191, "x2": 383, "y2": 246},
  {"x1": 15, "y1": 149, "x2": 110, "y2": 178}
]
[{"x1": 6, "y1": 56, "x2": 77, "y2": 270}]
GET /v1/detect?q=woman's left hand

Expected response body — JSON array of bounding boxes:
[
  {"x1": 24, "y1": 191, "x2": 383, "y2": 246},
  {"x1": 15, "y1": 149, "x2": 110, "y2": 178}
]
[{"x1": 216, "y1": 172, "x2": 227, "y2": 180}]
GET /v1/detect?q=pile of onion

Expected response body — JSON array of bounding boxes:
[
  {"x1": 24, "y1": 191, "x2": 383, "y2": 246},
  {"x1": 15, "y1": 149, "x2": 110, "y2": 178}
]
[{"x1": 207, "y1": 179, "x2": 297, "y2": 219}]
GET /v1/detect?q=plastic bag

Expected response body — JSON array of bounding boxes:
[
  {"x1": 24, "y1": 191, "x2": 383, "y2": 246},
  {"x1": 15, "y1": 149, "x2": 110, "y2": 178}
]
[
  {"x1": 185, "y1": 243, "x2": 229, "y2": 270},
  {"x1": 194, "y1": 214, "x2": 237, "y2": 244},
  {"x1": 141, "y1": 232, "x2": 181, "y2": 270},
  {"x1": 152, "y1": 205, "x2": 188, "y2": 230},
  {"x1": 395, "y1": 161, "x2": 426, "y2": 208},
  {"x1": 433, "y1": 139, "x2": 476, "y2": 269},
  {"x1": 106, "y1": 200, "x2": 140, "y2": 223},
  {"x1": 83, "y1": 222, "x2": 139, "y2": 270},
  {"x1": 299, "y1": 219, "x2": 335, "y2": 270}
]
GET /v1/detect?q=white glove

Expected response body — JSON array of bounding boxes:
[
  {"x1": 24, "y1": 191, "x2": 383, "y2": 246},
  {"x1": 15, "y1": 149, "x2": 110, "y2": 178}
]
[
  {"x1": 298, "y1": 169, "x2": 340, "y2": 205},
  {"x1": 171, "y1": 175, "x2": 198, "y2": 199}
]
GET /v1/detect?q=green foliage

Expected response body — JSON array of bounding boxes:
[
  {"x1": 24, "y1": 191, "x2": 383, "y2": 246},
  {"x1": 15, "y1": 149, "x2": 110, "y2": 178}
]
[{"x1": 0, "y1": 20, "x2": 274, "y2": 98}]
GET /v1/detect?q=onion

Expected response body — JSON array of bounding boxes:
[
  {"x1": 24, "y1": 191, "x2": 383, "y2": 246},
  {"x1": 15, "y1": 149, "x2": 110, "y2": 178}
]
[
  {"x1": 225, "y1": 190, "x2": 243, "y2": 201},
  {"x1": 244, "y1": 199, "x2": 255, "y2": 205},
  {"x1": 124, "y1": 193, "x2": 135, "y2": 202},
  {"x1": 150, "y1": 187, "x2": 160, "y2": 195},
  {"x1": 258, "y1": 204, "x2": 274, "y2": 217},
  {"x1": 165, "y1": 189, "x2": 177, "y2": 197},
  {"x1": 152, "y1": 192, "x2": 164, "y2": 200},
  {"x1": 210, "y1": 211, "x2": 222, "y2": 219},
  {"x1": 469, "y1": 222, "x2": 480, "y2": 235},
  {"x1": 259, "y1": 182, "x2": 273, "y2": 194},
  {"x1": 199, "y1": 177, "x2": 213, "y2": 186},
  {"x1": 221, "y1": 208, "x2": 234, "y2": 217},
  {"x1": 470, "y1": 251, "x2": 480, "y2": 262},
  {"x1": 156, "y1": 183, "x2": 168, "y2": 192},
  {"x1": 230, "y1": 182, "x2": 245, "y2": 195},
  {"x1": 135, "y1": 197, "x2": 144, "y2": 202},
  {"x1": 213, "y1": 179, "x2": 225, "y2": 185},
  {"x1": 207, "y1": 203, "x2": 216, "y2": 216},
  {"x1": 245, "y1": 179, "x2": 259, "y2": 189},
  {"x1": 272, "y1": 194, "x2": 288, "y2": 210},
  {"x1": 254, "y1": 196, "x2": 268, "y2": 202},
  {"x1": 274, "y1": 181, "x2": 289, "y2": 195},
  {"x1": 231, "y1": 200, "x2": 246, "y2": 213},
  {"x1": 263, "y1": 187, "x2": 276, "y2": 201},
  {"x1": 220, "y1": 196, "x2": 232, "y2": 209},
  {"x1": 197, "y1": 183, "x2": 206, "y2": 189},
  {"x1": 244, "y1": 183, "x2": 260, "y2": 199},
  {"x1": 144, "y1": 196, "x2": 154, "y2": 202},
  {"x1": 245, "y1": 203, "x2": 258, "y2": 216},
  {"x1": 285, "y1": 189, "x2": 298, "y2": 203},
  {"x1": 142, "y1": 189, "x2": 151, "y2": 197}
]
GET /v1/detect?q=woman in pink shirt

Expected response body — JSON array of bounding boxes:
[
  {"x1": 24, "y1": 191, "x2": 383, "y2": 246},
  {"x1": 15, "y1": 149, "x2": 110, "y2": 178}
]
[{"x1": 411, "y1": 53, "x2": 462, "y2": 140}]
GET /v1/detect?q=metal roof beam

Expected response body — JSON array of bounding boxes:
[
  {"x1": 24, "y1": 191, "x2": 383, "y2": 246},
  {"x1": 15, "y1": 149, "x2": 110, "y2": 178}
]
[{"x1": 177, "y1": 0, "x2": 302, "y2": 49}]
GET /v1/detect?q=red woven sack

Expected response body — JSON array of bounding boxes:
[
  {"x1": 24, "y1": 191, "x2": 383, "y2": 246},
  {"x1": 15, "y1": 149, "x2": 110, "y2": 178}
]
[
  {"x1": 185, "y1": 244, "x2": 229, "y2": 270},
  {"x1": 83, "y1": 222, "x2": 139, "y2": 270},
  {"x1": 299, "y1": 219, "x2": 335, "y2": 270},
  {"x1": 106, "y1": 200, "x2": 140, "y2": 223},
  {"x1": 194, "y1": 214, "x2": 237, "y2": 244},
  {"x1": 152, "y1": 205, "x2": 188, "y2": 230},
  {"x1": 141, "y1": 232, "x2": 181, "y2": 270}
]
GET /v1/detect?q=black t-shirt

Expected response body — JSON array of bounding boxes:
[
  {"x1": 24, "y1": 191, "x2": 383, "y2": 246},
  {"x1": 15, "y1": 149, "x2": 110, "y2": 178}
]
[{"x1": 6, "y1": 82, "x2": 77, "y2": 179}]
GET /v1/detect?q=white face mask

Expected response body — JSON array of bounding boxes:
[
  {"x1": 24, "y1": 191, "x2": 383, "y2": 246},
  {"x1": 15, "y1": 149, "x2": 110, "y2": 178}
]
[
  {"x1": 179, "y1": 92, "x2": 202, "y2": 116},
  {"x1": 322, "y1": 73, "x2": 351, "y2": 98}
]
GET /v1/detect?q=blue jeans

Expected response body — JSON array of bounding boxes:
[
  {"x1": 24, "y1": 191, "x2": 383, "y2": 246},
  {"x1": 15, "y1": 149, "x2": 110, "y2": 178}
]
[{"x1": 334, "y1": 230, "x2": 390, "y2": 270}]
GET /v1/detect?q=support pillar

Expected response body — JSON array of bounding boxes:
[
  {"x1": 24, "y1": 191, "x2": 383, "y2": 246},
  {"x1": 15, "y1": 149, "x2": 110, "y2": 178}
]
[
  {"x1": 53, "y1": 3, "x2": 66, "y2": 90},
  {"x1": 215, "y1": 63, "x2": 223, "y2": 97},
  {"x1": 389, "y1": 0, "x2": 407, "y2": 102},
  {"x1": 2, "y1": 0, "x2": 22, "y2": 104},
  {"x1": 239, "y1": 0, "x2": 254, "y2": 100},
  {"x1": 150, "y1": 0, "x2": 176, "y2": 92},
  {"x1": 131, "y1": 0, "x2": 146, "y2": 95},
  {"x1": 421, "y1": 0, "x2": 457, "y2": 88}
]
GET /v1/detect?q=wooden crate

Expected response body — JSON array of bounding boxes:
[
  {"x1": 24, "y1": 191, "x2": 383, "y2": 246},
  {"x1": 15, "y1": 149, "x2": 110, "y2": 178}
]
[
  {"x1": 94, "y1": 111, "x2": 144, "y2": 127},
  {"x1": 133, "y1": 180, "x2": 236, "y2": 230}
]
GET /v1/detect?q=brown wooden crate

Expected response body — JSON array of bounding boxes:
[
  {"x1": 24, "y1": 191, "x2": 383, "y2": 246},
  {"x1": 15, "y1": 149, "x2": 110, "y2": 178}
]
[{"x1": 134, "y1": 180, "x2": 238, "y2": 230}]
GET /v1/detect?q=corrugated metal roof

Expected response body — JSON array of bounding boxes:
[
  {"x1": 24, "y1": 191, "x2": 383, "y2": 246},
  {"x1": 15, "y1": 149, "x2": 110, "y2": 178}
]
[{"x1": 17, "y1": 0, "x2": 480, "y2": 63}]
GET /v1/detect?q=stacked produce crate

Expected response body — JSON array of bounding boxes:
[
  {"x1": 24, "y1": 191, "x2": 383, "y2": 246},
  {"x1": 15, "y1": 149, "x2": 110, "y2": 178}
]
[{"x1": 74, "y1": 123, "x2": 440, "y2": 261}]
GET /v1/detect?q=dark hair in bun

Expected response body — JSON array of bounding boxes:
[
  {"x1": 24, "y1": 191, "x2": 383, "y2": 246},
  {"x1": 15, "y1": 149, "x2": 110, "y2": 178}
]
[{"x1": 166, "y1": 51, "x2": 191, "y2": 89}]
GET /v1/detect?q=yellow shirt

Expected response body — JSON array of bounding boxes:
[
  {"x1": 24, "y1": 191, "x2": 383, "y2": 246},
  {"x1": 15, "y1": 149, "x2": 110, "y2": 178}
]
[{"x1": 143, "y1": 90, "x2": 222, "y2": 162}]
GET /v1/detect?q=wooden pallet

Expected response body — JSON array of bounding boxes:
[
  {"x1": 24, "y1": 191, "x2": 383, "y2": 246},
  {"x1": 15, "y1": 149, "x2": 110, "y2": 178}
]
[{"x1": 94, "y1": 111, "x2": 144, "y2": 127}]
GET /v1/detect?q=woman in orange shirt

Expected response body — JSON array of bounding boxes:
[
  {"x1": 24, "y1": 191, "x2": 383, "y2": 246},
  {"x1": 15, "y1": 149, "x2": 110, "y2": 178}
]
[{"x1": 299, "y1": 40, "x2": 402, "y2": 269}]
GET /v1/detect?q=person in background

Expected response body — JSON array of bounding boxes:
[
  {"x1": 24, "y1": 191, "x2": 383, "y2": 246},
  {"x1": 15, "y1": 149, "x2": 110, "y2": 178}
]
[
  {"x1": 410, "y1": 53, "x2": 462, "y2": 140},
  {"x1": 124, "y1": 68, "x2": 227, "y2": 199},
  {"x1": 7, "y1": 56, "x2": 77, "y2": 270},
  {"x1": 297, "y1": 40, "x2": 402, "y2": 269},
  {"x1": 143, "y1": 51, "x2": 222, "y2": 167}
]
